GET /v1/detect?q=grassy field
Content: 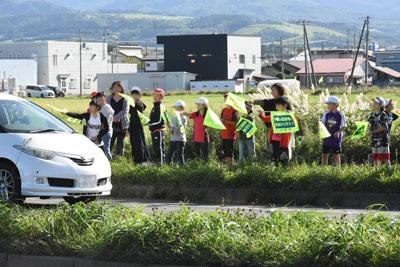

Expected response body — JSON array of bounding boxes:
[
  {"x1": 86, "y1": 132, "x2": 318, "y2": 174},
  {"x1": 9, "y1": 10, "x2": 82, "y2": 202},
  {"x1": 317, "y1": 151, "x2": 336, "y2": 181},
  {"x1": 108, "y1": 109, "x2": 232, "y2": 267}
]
[{"x1": 1, "y1": 202, "x2": 400, "y2": 266}]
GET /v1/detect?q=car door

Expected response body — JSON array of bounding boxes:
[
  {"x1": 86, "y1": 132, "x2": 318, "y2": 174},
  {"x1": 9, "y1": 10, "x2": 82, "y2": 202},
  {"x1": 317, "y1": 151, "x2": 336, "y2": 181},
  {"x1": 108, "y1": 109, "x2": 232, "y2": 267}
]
[{"x1": 34, "y1": 87, "x2": 42, "y2": 98}]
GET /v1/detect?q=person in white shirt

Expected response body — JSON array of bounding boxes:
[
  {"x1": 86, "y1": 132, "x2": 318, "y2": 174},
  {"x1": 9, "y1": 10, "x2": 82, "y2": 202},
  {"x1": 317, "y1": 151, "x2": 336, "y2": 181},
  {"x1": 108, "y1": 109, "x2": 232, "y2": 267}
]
[{"x1": 95, "y1": 92, "x2": 114, "y2": 160}]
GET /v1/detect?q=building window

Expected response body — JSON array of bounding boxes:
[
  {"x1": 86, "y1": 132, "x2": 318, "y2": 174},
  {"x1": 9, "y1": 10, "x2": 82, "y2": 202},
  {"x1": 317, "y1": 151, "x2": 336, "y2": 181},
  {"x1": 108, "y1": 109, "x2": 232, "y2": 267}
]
[
  {"x1": 239, "y1": 54, "x2": 245, "y2": 64},
  {"x1": 146, "y1": 63, "x2": 151, "y2": 67},
  {"x1": 84, "y1": 79, "x2": 91, "y2": 89},
  {"x1": 16, "y1": 53, "x2": 21, "y2": 59},
  {"x1": 333, "y1": 77, "x2": 343, "y2": 82},
  {"x1": 69, "y1": 79, "x2": 77, "y2": 89},
  {"x1": 252, "y1": 55, "x2": 256, "y2": 64},
  {"x1": 327, "y1": 77, "x2": 333, "y2": 83},
  {"x1": 53, "y1": 55, "x2": 58, "y2": 66},
  {"x1": 8, "y1": 54, "x2": 12, "y2": 59}
]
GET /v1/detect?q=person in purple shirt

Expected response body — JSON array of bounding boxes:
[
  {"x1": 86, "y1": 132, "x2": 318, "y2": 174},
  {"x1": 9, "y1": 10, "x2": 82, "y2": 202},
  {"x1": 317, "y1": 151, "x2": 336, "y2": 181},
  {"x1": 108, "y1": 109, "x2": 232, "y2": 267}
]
[{"x1": 321, "y1": 96, "x2": 347, "y2": 168}]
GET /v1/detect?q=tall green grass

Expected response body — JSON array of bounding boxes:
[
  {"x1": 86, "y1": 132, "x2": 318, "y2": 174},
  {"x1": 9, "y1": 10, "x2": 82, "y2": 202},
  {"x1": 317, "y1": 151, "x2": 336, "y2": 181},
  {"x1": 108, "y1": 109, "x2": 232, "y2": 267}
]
[{"x1": 1, "y1": 202, "x2": 400, "y2": 266}]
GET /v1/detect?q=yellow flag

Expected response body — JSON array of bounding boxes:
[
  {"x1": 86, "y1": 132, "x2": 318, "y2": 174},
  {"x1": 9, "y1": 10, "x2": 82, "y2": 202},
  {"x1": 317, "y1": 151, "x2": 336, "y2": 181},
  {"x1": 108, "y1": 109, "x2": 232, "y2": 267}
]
[
  {"x1": 204, "y1": 108, "x2": 226, "y2": 130},
  {"x1": 175, "y1": 111, "x2": 185, "y2": 134},
  {"x1": 118, "y1": 93, "x2": 135, "y2": 108},
  {"x1": 160, "y1": 104, "x2": 170, "y2": 124},
  {"x1": 138, "y1": 111, "x2": 150, "y2": 125},
  {"x1": 46, "y1": 104, "x2": 68, "y2": 113},
  {"x1": 225, "y1": 93, "x2": 247, "y2": 114},
  {"x1": 319, "y1": 121, "x2": 331, "y2": 139}
]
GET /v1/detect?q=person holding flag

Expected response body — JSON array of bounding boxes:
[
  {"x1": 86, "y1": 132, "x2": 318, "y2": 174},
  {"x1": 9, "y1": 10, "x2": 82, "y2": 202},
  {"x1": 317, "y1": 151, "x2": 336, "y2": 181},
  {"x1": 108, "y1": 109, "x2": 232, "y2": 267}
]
[
  {"x1": 183, "y1": 97, "x2": 210, "y2": 160},
  {"x1": 148, "y1": 88, "x2": 170, "y2": 166},
  {"x1": 221, "y1": 93, "x2": 238, "y2": 167},
  {"x1": 258, "y1": 97, "x2": 294, "y2": 166},
  {"x1": 237, "y1": 103, "x2": 256, "y2": 162},
  {"x1": 384, "y1": 99, "x2": 399, "y2": 137},
  {"x1": 128, "y1": 87, "x2": 150, "y2": 164},
  {"x1": 367, "y1": 97, "x2": 391, "y2": 168},
  {"x1": 320, "y1": 96, "x2": 347, "y2": 168},
  {"x1": 247, "y1": 83, "x2": 292, "y2": 155},
  {"x1": 166, "y1": 100, "x2": 187, "y2": 165}
]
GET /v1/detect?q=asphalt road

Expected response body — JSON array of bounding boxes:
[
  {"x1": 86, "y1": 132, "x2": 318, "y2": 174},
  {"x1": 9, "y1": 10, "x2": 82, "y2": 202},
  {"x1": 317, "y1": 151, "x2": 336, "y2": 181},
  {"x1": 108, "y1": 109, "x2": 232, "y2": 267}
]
[{"x1": 24, "y1": 197, "x2": 400, "y2": 219}]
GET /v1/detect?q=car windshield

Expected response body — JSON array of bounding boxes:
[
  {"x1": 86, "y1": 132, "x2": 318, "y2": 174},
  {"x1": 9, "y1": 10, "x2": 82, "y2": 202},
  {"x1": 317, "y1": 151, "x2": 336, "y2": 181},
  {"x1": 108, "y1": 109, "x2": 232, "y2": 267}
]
[
  {"x1": 0, "y1": 99, "x2": 73, "y2": 133},
  {"x1": 40, "y1": 86, "x2": 51, "y2": 91}
]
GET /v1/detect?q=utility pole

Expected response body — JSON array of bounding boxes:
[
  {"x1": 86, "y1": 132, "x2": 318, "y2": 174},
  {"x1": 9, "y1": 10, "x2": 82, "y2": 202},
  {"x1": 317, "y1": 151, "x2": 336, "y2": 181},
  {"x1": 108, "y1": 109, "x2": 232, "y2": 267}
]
[
  {"x1": 304, "y1": 20, "x2": 317, "y2": 89},
  {"x1": 293, "y1": 39, "x2": 296, "y2": 55},
  {"x1": 346, "y1": 29, "x2": 350, "y2": 57},
  {"x1": 280, "y1": 37, "x2": 284, "y2": 78},
  {"x1": 365, "y1": 16, "x2": 370, "y2": 87},
  {"x1": 303, "y1": 31, "x2": 309, "y2": 89},
  {"x1": 79, "y1": 28, "x2": 82, "y2": 97},
  {"x1": 322, "y1": 41, "x2": 325, "y2": 59},
  {"x1": 353, "y1": 27, "x2": 356, "y2": 51},
  {"x1": 348, "y1": 19, "x2": 367, "y2": 87}
]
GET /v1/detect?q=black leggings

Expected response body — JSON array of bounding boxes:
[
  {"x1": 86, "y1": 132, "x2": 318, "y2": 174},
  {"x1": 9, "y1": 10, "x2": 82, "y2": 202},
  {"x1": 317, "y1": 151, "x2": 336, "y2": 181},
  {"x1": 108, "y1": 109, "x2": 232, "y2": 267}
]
[
  {"x1": 272, "y1": 141, "x2": 289, "y2": 166},
  {"x1": 111, "y1": 129, "x2": 127, "y2": 156}
]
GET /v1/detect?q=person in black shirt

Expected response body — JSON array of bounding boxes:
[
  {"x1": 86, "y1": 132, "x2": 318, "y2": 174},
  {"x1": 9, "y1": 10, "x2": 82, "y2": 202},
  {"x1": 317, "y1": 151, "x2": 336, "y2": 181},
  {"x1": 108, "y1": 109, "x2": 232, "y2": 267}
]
[
  {"x1": 148, "y1": 88, "x2": 170, "y2": 166},
  {"x1": 247, "y1": 83, "x2": 292, "y2": 154},
  {"x1": 128, "y1": 87, "x2": 150, "y2": 164},
  {"x1": 106, "y1": 81, "x2": 130, "y2": 156}
]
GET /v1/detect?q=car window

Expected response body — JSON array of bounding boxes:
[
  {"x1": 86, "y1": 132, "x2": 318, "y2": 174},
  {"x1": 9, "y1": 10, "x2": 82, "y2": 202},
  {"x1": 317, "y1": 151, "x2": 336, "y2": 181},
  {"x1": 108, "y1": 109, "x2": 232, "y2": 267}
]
[{"x1": 0, "y1": 99, "x2": 73, "y2": 133}]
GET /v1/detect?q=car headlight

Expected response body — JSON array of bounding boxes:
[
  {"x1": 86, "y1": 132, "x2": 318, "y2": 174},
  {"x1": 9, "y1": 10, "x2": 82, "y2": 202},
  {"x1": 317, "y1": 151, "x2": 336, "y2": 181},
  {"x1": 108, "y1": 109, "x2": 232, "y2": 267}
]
[{"x1": 13, "y1": 145, "x2": 56, "y2": 160}]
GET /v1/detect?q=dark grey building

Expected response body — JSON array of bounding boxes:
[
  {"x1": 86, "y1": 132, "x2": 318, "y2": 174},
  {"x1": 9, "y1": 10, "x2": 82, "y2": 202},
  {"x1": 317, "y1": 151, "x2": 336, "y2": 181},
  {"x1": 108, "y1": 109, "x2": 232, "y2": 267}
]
[{"x1": 157, "y1": 34, "x2": 261, "y2": 81}]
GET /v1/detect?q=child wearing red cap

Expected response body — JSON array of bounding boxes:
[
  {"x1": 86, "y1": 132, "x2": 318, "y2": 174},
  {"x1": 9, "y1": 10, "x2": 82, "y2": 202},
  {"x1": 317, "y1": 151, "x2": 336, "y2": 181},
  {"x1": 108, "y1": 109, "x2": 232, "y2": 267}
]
[{"x1": 148, "y1": 88, "x2": 170, "y2": 165}]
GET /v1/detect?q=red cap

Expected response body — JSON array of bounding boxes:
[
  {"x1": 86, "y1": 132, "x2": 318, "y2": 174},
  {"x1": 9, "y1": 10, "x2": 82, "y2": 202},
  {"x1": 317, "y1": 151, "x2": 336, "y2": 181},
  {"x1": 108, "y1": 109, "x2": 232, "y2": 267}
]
[
  {"x1": 153, "y1": 88, "x2": 165, "y2": 97},
  {"x1": 90, "y1": 91, "x2": 98, "y2": 98},
  {"x1": 224, "y1": 93, "x2": 229, "y2": 97}
]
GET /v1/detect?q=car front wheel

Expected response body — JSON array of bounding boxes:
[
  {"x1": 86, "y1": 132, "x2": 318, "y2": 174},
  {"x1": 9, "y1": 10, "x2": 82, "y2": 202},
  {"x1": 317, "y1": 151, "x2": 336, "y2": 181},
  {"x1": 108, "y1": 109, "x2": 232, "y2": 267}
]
[
  {"x1": 40, "y1": 94, "x2": 44, "y2": 98},
  {"x1": 63, "y1": 196, "x2": 96, "y2": 205},
  {"x1": 0, "y1": 162, "x2": 23, "y2": 204}
]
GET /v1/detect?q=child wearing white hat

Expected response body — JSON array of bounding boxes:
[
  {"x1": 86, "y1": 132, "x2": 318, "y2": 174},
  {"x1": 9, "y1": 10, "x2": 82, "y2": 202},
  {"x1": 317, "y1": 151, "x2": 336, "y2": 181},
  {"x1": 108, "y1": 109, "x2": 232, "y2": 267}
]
[
  {"x1": 183, "y1": 97, "x2": 210, "y2": 160},
  {"x1": 166, "y1": 100, "x2": 187, "y2": 165}
]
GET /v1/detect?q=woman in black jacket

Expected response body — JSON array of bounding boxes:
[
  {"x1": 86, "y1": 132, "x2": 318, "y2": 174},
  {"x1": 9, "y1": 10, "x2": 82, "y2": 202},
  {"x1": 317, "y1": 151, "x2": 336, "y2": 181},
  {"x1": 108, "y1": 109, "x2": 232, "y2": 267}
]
[
  {"x1": 64, "y1": 101, "x2": 109, "y2": 152},
  {"x1": 128, "y1": 87, "x2": 150, "y2": 164}
]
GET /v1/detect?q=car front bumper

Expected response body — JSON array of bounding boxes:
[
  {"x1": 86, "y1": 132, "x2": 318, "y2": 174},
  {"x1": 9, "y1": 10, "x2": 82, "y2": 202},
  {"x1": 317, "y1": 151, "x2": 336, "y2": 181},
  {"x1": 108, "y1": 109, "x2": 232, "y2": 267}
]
[{"x1": 17, "y1": 152, "x2": 112, "y2": 197}]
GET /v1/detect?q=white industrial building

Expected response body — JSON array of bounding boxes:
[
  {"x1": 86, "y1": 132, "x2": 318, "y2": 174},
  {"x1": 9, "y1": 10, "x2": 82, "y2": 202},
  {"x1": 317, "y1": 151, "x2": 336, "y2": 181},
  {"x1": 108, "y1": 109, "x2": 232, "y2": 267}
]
[
  {"x1": 0, "y1": 59, "x2": 37, "y2": 91},
  {"x1": 190, "y1": 80, "x2": 245, "y2": 93},
  {"x1": 0, "y1": 41, "x2": 138, "y2": 95},
  {"x1": 97, "y1": 72, "x2": 197, "y2": 93}
]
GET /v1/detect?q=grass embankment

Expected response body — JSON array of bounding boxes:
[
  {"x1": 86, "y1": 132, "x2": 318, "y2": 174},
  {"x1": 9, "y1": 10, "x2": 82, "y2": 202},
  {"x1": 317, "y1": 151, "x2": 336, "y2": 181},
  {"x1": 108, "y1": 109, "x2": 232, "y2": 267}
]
[
  {"x1": 111, "y1": 159, "x2": 400, "y2": 201},
  {"x1": 0, "y1": 202, "x2": 399, "y2": 266}
]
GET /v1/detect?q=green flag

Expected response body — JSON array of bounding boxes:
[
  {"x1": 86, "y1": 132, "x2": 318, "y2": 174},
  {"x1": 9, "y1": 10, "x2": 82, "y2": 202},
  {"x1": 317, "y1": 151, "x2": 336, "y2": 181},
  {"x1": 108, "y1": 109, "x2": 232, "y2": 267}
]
[
  {"x1": 118, "y1": 93, "x2": 135, "y2": 108},
  {"x1": 175, "y1": 111, "x2": 185, "y2": 134},
  {"x1": 270, "y1": 111, "x2": 299, "y2": 134},
  {"x1": 225, "y1": 92, "x2": 247, "y2": 114},
  {"x1": 160, "y1": 104, "x2": 170, "y2": 125},
  {"x1": 351, "y1": 121, "x2": 369, "y2": 140},
  {"x1": 204, "y1": 108, "x2": 226, "y2": 130},
  {"x1": 138, "y1": 111, "x2": 150, "y2": 125},
  {"x1": 237, "y1": 117, "x2": 257, "y2": 138},
  {"x1": 319, "y1": 121, "x2": 331, "y2": 139}
]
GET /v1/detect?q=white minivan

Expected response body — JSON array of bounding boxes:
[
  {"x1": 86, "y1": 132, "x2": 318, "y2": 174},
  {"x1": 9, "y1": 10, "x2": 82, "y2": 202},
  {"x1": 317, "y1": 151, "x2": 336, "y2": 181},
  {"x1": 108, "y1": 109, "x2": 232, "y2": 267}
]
[
  {"x1": 26, "y1": 85, "x2": 55, "y2": 98},
  {"x1": 0, "y1": 93, "x2": 112, "y2": 204}
]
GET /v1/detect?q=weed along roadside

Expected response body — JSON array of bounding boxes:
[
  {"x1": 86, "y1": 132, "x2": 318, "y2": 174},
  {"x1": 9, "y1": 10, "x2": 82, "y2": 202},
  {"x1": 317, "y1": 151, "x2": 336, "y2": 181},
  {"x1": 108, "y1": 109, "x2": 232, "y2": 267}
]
[
  {"x1": 1, "y1": 202, "x2": 400, "y2": 266},
  {"x1": 110, "y1": 160, "x2": 400, "y2": 208}
]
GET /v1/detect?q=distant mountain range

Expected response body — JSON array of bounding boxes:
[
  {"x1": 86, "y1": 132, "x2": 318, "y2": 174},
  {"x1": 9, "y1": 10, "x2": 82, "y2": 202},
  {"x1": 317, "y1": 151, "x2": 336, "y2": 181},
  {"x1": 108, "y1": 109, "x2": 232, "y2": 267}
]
[{"x1": 1, "y1": 0, "x2": 400, "y2": 49}]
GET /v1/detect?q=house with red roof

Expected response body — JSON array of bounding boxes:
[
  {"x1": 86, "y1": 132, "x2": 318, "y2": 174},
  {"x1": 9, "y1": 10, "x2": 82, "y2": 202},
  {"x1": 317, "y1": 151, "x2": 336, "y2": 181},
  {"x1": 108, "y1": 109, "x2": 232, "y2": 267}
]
[{"x1": 296, "y1": 58, "x2": 374, "y2": 87}]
